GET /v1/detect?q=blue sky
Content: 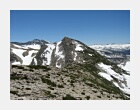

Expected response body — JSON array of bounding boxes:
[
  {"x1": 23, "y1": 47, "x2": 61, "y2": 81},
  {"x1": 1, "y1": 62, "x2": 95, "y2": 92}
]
[{"x1": 10, "y1": 10, "x2": 130, "y2": 45}]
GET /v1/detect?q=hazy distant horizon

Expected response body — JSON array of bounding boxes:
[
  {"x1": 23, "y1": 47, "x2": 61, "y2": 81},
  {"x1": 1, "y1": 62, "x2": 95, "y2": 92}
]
[{"x1": 10, "y1": 10, "x2": 130, "y2": 45}]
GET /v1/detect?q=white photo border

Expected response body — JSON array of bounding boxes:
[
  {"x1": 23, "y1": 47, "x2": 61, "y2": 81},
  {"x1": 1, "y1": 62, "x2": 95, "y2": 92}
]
[{"x1": 0, "y1": 0, "x2": 139, "y2": 110}]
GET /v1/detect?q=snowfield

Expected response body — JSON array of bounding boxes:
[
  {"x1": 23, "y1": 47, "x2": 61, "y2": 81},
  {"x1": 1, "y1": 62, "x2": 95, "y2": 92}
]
[
  {"x1": 118, "y1": 61, "x2": 130, "y2": 73},
  {"x1": 12, "y1": 44, "x2": 22, "y2": 48},
  {"x1": 12, "y1": 48, "x2": 38, "y2": 65},
  {"x1": 22, "y1": 44, "x2": 41, "y2": 50},
  {"x1": 13, "y1": 44, "x2": 41, "y2": 50},
  {"x1": 12, "y1": 61, "x2": 21, "y2": 65},
  {"x1": 73, "y1": 41, "x2": 84, "y2": 51},
  {"x1": 99, "y1": 72, "x2": 113, "y2": 81},
  {"x1": 73, "y1": 52, "x2": 77, "y2": 61},
  {"x1": 98, "y1": 63, "x2": 130, "y2": 94}
]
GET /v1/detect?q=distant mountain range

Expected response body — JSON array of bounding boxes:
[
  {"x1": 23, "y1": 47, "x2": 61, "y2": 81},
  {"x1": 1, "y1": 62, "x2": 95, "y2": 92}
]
[
  {"x1": 90, "y1": 44, "x2": 130, "y2": 63},
  {"x1": 90, "y1": 44, "x2": 130, "y2": 73},
  {"x1": 10, "y1": 37, "x2": 130, "y2": 100}
]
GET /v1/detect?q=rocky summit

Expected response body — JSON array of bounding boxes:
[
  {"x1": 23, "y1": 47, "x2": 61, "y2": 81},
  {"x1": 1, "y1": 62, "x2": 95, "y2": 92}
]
[{"x1": 10, "y1": 37, "x2": 130, "y2": 100}]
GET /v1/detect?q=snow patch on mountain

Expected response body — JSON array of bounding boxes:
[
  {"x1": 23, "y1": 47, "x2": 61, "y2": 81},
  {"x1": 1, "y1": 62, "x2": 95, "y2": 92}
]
[
  {"x1": 22, "y1": 44, "x2": 41, "y2": 50},
  {"x1": 74, "y1": 52, "x2": 77, "y2": 61},
  {"x1": 55, "y1": 41, "x2": 64, "y2": 58},
  {"x1": 12, "y1": 48, "x2": 38, "y2": 65},
  {"x1": 33, "y1": 58, "x2": 37, "y2": 65},
  {"x1": 118, "y1": 61, "x2": 130, "y2": 73},
  {"x1": 12, "y1": 61, "x2": 21, "y2": 65},
  {"x1": 41, "y1": 44, "x2": 55, "y2": 65},
  {"x1": 98, "y1": 63, "x2": 124, "y2": 80},
  {"x1": 73, "y1": 41, "x2": 84, "y2": 51},
  {"x1": 98, "y1": 63, "x2": 130, "y2": 94},
  {"x1": 88, "y1": 54, "x2": 92, "y2": 56},
  {"x1": 99, "y1": 72, "x2": 113, "y2": 81},
  {"x1": 12, "y1": 44, "x2": 22, "y2": 48},
  {"x1": 55, "y1": 41, "x2": 65, "y2": 68},
  {"x1": 12, "y1": 43, "x2": 41, "y2": 50}
]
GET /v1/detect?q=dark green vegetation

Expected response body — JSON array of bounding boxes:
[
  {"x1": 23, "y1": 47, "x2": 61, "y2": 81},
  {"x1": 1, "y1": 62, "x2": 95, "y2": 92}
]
[
  {"x1": 41, "y1": 77, "x2": 57, "y2": 87},
  {"x1": 86, "y1": 96, "x2": 90, "y2": 100},
  {"x1": 43, "y1": 90, "x2": 56, "y2": 98},
  {"x1": 10, "y1": 72, "x2": 28, "y2": 80},
  {"x1": 27, "y1": 65, "x2": 51, "y2": 71},
  {"x1": 63, "y1": 94, "x2": 76, "y2": 100},
  {"x1": 12, "y1": 65, "x2": 24, "y2": 69},
  {"x1": 10, "y1": 90, "x2": 18, "y2": 95},
  {"x1": 57, "y1": 84, "x2": 64, "y2": 88}
]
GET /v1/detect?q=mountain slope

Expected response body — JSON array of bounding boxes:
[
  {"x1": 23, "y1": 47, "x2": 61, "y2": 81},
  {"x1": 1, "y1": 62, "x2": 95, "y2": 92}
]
[
  {"x1": 10, "y1": 39, "x2": 49, "y2": 65},
  {"x1": 11, "y1": 64, "x2": 129, "y2": 100},
  {"x1": 10, "y1": 37, "x2": 130, "y2": 99}
]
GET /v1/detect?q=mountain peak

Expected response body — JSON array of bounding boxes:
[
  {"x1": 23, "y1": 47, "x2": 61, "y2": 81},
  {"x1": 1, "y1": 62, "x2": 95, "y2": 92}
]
[
  {"x1": 32, "y1": 39, "x2": 49, "y2": 44},
  {"x1": 32, "y1": 39, "x2": 41, "y2": 42},
  {"x1": 62, "y1": 36, "x2": 72, "y2": 41},
  {"x1": 23, "y1": 39, "x2": 49, "y2": 45}
]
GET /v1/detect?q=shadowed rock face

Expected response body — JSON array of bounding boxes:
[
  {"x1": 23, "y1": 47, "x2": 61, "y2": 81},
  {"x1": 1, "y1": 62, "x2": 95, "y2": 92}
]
[
  {"x1": 10, "y1": 52, "x2": 23, "y2": 64},
  {"x1": 60, "y1": 38, "x2": 72, "y2": 65},
  {"x1": 31, "y1": 45, "x2": 48, "y2": 65},
  {"x1": 61, "y1": 37, "x2": 81, "y2": 66}
]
